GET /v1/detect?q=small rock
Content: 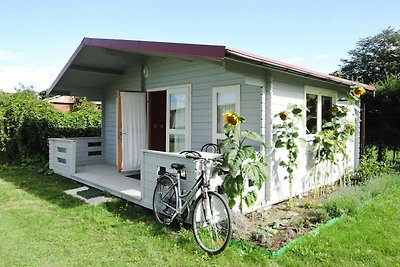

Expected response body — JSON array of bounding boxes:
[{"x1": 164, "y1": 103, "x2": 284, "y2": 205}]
[
  {"x1": 286, "y1": 211, "x2": 300, "y2": 218},
  {"x1": 251, "y1": 230, "x2": 267, "y2": 243},
  {"x1": 287, "y1": 228, "x2": 298, "y2": 239},
  {"x1": 261, "y1": 226, "x2": 278, "y2": 236}
]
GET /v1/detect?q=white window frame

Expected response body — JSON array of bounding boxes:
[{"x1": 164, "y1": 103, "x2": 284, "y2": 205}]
[
  {"x1": 212, "y1": 85, "x2": 241, "y2": 144},
  {"x1": 166, "y1": 84, "x2": 191, "y2": 152},
  {"x1": 304, "y1": 86, "x2": 337, "y2": 136}
]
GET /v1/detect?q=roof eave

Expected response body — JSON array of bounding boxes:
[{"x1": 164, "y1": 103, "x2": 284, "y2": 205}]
[
  {"x1": 46, "y1": 39, "x2": 89, "y2": 95},
  {"x1": 225, "y1": 48, "x2": 376, "y2": 91},
  {"x1": 47, "y1": 38, "x2": 227, "y2": 95}
]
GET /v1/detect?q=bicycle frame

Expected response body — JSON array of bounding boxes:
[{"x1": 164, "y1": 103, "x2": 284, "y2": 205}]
[{"x1": 160, "y1": 170, "x2": 206, "y2": 222}]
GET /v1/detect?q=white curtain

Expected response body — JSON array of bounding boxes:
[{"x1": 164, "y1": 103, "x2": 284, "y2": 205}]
[{"x1": 121, "y1": 92, "x2": 147, "y2": 171}]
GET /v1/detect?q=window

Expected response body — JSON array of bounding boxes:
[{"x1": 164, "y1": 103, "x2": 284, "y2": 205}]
[
  {"x1": 305, "y1": 86, "x2": 336, "y2": 134},
  {"x1": 166, "y1": 85, "x2": 191, "y2": 152},
  {"x1": 212, "y1": 85, "x2": 240, "y2": 144}
]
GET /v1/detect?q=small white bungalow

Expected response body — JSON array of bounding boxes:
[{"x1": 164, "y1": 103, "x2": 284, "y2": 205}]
[{"x1": 47, "y1": 38, "x2": 374, "y2": 212}]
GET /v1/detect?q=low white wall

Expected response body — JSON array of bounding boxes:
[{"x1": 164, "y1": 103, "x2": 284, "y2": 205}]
[{"x1": 49, "y1": 137, "x2": 104, "y2": 177}]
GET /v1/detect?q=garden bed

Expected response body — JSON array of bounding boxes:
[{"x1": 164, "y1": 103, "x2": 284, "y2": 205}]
[
  {"x1": 232, "y1": 188, "x2": 336, "y2": 252},
  {"x1": 232, "y1": 172, "x2": 397, "y2": 253}
]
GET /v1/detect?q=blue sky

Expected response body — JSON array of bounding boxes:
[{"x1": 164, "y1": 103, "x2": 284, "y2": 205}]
[{"x1": 1, "y1": 0, "x2": 399, "y2": 92}]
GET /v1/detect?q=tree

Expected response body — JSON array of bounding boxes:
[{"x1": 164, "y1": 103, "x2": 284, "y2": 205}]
[
  {"x1": 339, "y1": 27, "x2": 400, "y2": 84},
  {"x1": 337, "y1": 27, "x2": 400, "y2": 162},
  {"x1": 364, "y1": 75, "x2": 400, "y2": 161}
]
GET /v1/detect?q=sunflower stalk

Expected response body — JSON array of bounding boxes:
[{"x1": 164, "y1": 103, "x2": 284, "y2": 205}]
[
  {"x1": 273, "y1": 104, "x2": 304, "y2": 208},
  {"x1": 215, "y1": 111, "x2": 268, "y2": 213}
]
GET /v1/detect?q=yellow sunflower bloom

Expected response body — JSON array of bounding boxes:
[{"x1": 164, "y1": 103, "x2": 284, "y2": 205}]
[
  {"x1": 279, "y1": 111, "x2": 289, "y2": 121},
  {"x1": 351, "y1": 86, "x2": 366, "y2": 99},
  {"x1": 331, "y1": 107, "x2": 339, "y2": 114},
  {"x1": 224, "y1": 111, "x2": 239, "y2": 127}
]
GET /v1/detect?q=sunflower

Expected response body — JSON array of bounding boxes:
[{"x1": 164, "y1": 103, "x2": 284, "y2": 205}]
[
  {"x1": 331, "y1": 106, "x2": 339, "y2": 115},
  {"x1": 279, "y1": 111, "x2": 289, "y2": 121},
  {"x1": 344, "y1": 124, "x2": 355, "y2": 134},
  {"x1": 351, "y1": 86, "x2": 366, "y2": 99},
  {"x1": 224, "y1": 111, "x2": 239, "y2": 127}
]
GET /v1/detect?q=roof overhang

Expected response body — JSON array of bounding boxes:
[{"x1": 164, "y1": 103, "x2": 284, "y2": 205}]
[
  {"x1": 46, "y1": 38, "x2": 226, "y2": 96},
  {"x1": 224, "y1": 48, "x2": 375, "y2": 91},
  {"x1": 47, "y1": 37, "x2": 375, "y2": 96}
]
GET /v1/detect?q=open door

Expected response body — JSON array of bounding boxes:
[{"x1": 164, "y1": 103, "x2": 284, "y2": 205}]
[
  {"x1": 148, "y1": 91, "x2": 166, "y2": 151},
  {"x1": 117, "y1": 91, "x2": 147, "y2": 172}
]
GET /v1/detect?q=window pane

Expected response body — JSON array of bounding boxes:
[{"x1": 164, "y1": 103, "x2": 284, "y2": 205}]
[
  {"x1": 217, "y1": 92, "x2": 236, "y2": 133},
  {"x1": 169, "y1": 93, "x2": 185, "y2": 130},
  {"x1": 306, "y1": 93, "x2": 318, "y2": 134},
  {"x1": 169, "y1": 134, "x2": 185, "y2": 152},
  {"x1": 322, "y1": 96, "x2": 333, "y2": 128}
]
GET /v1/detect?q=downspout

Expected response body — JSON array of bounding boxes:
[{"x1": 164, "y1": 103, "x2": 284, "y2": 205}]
[
  {"x1": 264, "y1": 74, "x2": 274, "y2": 204},
  {"x1": 360, "y1": 101, "x2": 366, "y2": 157},
  {"x1": 261, "y1": 84, "x2": 266, "y2": 154}
]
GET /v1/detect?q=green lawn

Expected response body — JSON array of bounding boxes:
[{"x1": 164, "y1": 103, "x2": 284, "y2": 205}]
[
  {"x1": 276, "y1": 174, "x2": 400, "y2": 266},
  {"x1": 0, "y1": 163, "x2": 399, "y2": 266}
]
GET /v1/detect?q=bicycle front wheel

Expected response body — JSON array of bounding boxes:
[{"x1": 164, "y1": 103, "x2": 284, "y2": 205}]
[
  {"x1": 153, "y1": 176, "x2": 177, "y2": 225},
  {"x1": 192, "y1": 191, "x2": 231, "y2": 255}
]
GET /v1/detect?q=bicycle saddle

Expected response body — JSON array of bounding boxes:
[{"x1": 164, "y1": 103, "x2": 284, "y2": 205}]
[{"x1": 171, "y1": 163, "x2": 185, "y2": 171}]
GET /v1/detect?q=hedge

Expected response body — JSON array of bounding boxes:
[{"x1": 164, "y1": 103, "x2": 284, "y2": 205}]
[{"x1": 0, "y1": 90, "x2": 101, "y2": 163}]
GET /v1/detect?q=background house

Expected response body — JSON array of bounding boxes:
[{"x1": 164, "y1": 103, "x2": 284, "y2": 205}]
[
  {"x1": 46, "y1": 95, "x2": 75, "y2": 111},
  {"x1": 46, "y1": 95, "x2": 102, "y2": 112}
]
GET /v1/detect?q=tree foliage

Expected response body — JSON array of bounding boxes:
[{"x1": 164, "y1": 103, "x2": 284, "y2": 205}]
[
  {"x1": 364, "y1": 75, "x2": 400, "y2": 159},
  {"x1": 339, "y1": 27, "x2": 400, "y2": 84},
  {"x1": 0, "y1": 89, "x2": 101, "y2": 163},
  {"x1": 337, "y1": 27, "x2": 400, "y2": 161}
]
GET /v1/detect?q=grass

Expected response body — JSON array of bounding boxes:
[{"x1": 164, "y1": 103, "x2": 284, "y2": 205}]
[
  {"x1": 276, "y1": 174, "x2": 400, "y2": 266},
  {"x1": 0, "y1": 162, "x2": 399, "y2": 266},
  {"x1": 0, "y1": 163, "x2": 269, "y2": 266}
]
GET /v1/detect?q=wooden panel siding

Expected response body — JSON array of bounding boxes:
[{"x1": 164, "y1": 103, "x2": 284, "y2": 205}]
[
  {"x1": 145, "y1": 57, "x2": 246, "y2": 151},
  {"x1": 141, "y1": 150, "x2": 199, "y2": 208},
  {"x1": 264, "y1": 72, "x2": 358, "y2": 205}
]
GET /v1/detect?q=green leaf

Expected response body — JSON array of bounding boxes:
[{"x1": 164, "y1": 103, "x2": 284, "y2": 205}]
[
  {"x1": 275, "y1": 139, "x2": 284, "y2": 148},
  {"x1": 228, "y1": 198, "x2": 236, "y2": 209},
  {"x1": 242, "y1": 130, "x2": 265, "y2": 146},
  {"x1": 244, "y1": 191, "x2": 257, "y2": 207}
]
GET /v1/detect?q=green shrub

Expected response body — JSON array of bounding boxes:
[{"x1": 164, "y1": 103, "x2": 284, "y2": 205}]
[
  {"x1": 323, "y1": 186, "x2": 369, "y2": 217},
  {"x1": 0, "y1": 90, "x2": 101, "y2": 163},
  {"x1": 323, "y1": 174, "x2": 398, "y2": 218},
  {"x1": 350, "y1": 156, "x2": 394, "y2": 185}
]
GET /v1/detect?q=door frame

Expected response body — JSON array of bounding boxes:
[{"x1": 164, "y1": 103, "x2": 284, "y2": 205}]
[{"x1": 117, "y1": 90, "x2": 147, "y2": 172}]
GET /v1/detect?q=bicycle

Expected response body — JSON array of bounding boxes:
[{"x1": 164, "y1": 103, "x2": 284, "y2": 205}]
[{"x1": 152, "y1": 150, "x2": 232, "y2": 255}]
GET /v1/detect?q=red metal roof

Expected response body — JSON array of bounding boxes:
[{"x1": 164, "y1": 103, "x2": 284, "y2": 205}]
[
  {"x1": 225, "y1": 47, "x2": 375, "y2": 91},
  {"x1": 83, "y1": 38, "x2": 227, "y2": 60},
  {"x1": 47, "y1": 37, "x2": 375, "y2": 95}
]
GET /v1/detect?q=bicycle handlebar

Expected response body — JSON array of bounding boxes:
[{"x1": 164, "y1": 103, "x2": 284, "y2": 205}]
[{"x1": 179, "y1": 150, "x2": 222, "y2": 165}]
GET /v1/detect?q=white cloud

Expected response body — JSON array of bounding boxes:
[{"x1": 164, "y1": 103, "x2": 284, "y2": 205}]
[
  {"x1": 0, "y1": 50, "x2": 21, "y2": 61},
  {"x1": 0, "y1": 66, "x2": 61, "y2": 92}
]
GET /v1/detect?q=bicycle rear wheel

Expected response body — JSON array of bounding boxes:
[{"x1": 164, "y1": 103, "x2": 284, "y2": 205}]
[
  {"x1": 192, "y1": 191, "x2": 231, "y2": 255},
  {"x1": 153, "y1": 176, "x2": 178, "y2": 225}
]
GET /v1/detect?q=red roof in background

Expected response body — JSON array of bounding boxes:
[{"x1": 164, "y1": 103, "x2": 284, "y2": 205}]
[{"x1": 47, "y1": 37, "x2": 375, "y2": 94}]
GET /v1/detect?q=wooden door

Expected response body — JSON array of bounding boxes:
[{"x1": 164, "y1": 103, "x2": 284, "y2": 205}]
[
  {"x1": 117, "y1": 91, "x2": 147, "y2": 172},
  {"x1": 148, "y1": 91, "x2": 166, "y2": 151}
]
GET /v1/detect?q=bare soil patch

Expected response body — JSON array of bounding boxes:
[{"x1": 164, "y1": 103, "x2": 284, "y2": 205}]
[{"x1": 232, "y1": 188, "x2": 337, "y2": 251}]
